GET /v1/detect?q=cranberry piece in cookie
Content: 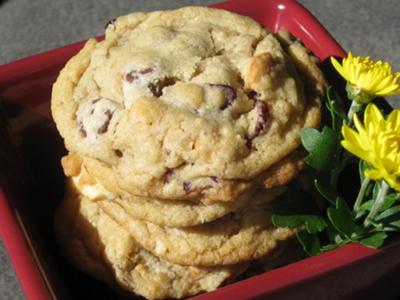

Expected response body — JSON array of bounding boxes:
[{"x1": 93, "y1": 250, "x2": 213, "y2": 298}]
[
  {"x1": 125, "y1": 67, "x2": 155, "y2": 83},
  {"x1": 76, "y1": 98, "x2": 121, "y2": 143},
  {"x1": 183, "y1": 181, "x2": 192, "y2": 194},
  {"x1": 246, "y1": 101, "x2": 270, "y2": 147},
  {"x1": 206, "y1": 83, "x2": 237, "y2": 110},
  {"x1": 164, "y1": 168, "x2": 175, "y2": 183}
]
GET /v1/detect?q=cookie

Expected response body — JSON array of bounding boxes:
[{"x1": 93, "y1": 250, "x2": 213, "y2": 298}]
[
  {"x1": 79, "y1": 153, "x2": 253, "y2": 204},
  {"x1": 52, "y1": 7, "x2": 323, "y2": 202},
  {"x1": 99, "y1": 194, "x2": 296, "y2": 267},
  {"x1": 54, "y1": 184, "x2": 114, "y2": 285},
  {"x1": 114, "y1": 188, "x2": 282, "y2": 228},
  {"x1": 55, "y1": 180, "x2": 247, "y2": 300},
  {"x1": 64, "y1": 153, "x2": 285, "y2": 227},
  {"x1": 262, "y1": 148, "x2": 306, "y2": 189}
]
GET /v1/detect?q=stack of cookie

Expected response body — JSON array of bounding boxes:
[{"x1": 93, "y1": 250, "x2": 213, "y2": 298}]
[{"x1": 51, "y1": 7, "x2": 325, "y2": 300}]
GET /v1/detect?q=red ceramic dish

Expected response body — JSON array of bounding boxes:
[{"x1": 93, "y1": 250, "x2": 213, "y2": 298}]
[{"x1": 1, "y1": 0, "x2": 400, "y2": 299}]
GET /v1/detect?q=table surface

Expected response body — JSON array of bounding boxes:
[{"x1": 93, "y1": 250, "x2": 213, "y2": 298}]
[{"x1": 0, "y1": 0, "x2": 399, "y2": 299}]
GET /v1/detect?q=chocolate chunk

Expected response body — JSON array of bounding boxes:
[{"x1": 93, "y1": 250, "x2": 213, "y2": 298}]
[
  {"x1": 114, "y1": 149, "x2": 123, "y2": 157},
  {"x1": 245, "y1": 90, "x2": 259, "y2": 101},
  {"x1": 246, "y1": 101, "x2": 269, "y2": 147},
  {"x1": 97, "y1": 110, "x2": 113, "y2": 134},
  {"x1": 148, "y1": 77, "x2": 176, "y2": 97},
  {"x1": 206, "y1": 84, "x2": 237, "y2": 110}
]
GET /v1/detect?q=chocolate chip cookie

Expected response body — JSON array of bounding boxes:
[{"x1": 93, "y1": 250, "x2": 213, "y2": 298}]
[
  {"x1": 52, "y1": 7, "x2": 323, "y2": 202},
  {"x1": 55, "y1": 180, "x2": 246, "y2": 299}
]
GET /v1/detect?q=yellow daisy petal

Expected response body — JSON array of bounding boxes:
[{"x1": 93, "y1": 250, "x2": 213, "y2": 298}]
[
  {"x1": 374, "y1": 76, "x2": 396, "y2": 92},
  {"x1": 365, "y1": 104, "x2": 384, "y2": 125},
  {"x1": 341, "y1": 103, "x2": 400, "y2": 191},
  {"x1": 342, "y1": 141, "x2": 372, "y2": 163},
  {"x1": 330, "y1": 57, "x2": 348, "y2": 81},
  {"x1": 376, "y1": 84, "x2": 400, "y2": 96},
  {"x1": 341, "y1": 125, "x2": 366, "y2": 151},
  {"x1": 387, "y1": 110, "x2": 400, "y2": 129},
  {"x1": 332, "y1": 52, "x2": 400, "y2": 100}
]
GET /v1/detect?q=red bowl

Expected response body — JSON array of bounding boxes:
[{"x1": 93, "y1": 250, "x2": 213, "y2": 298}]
[{"x1": 1, "y1": 0, "x2": 399, "y2": 299}]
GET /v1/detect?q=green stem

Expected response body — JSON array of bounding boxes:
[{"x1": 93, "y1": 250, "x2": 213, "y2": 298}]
[
  {"x1": 353, "y1": 177, "x2": 371, "y2": 212},
  {"x1": 330, "y1": 151, "x2": 351, "y2": 188},
  {"x1": 364, "y1": 181, "x2": 390, "y2": 226},
  {"x1": 346, "y1": 100, "x2": 363, "y2": 126},
  {"x1": 330, "y1": 169, "x2": 339, "y2": 188}
]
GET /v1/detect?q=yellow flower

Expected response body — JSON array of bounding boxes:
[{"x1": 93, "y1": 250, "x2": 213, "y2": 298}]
[
  {"x1": 341, "y1": 104, "x2": 400, "y2": 191},
  {"x1": 331, "y1": 53, "x2": 400, "y2": 102}
]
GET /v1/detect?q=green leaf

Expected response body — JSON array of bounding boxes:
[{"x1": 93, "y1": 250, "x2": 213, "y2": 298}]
[
  {"x1": 360, "y1": 232, "x2": 387, "y2": 248},
  {"x1": 325, "y1": 220, "x2": 340, "y2": 242},
  {"x1": 375, "y1": 205, "x2": 400, "y2": 221},
  {"x1": 375, "y1": 205, "x2": 400, "y2": 230},
  {"x1": 326, "y1": 86, "x2": 346, "y2": 132},
  {"x1": 327, "y1": 197, "x2": 356, "y2": 238},
  {"x1": 326, "y1": 86, "x2": 346, "y2": 118},
  {"x1": 353, "y1": 225, "x2": 367, "y2": 237},
  {"x1": 382, "y1": 193, "x2": 400, "y2": 209},
  {"x1": 359, "y1": 199, "x2": 374, "y2": 211},
  {"x1": 320, "y1": 243, "x2": 339, "y2": 252},
  {"x1": 296, "y1": 231, "x2": 321, "y2": 256},
  {"x1": 314, "y1": 179, "x2": 343, "y2": 205},
  {"x1": 272, "y1": 187, "x2": 327, "y2": 233},
  {"x1": 358, "y1": 193, "x2": 400, "y2": 218},
  {"x1": 382, "y1": 195, "x2": 398, "y2": 211},
  {"x1": 334, "y1": 233, "x2": 345, "y2": 244},
  {"x1": 301, "y1": 128, "x2": 321, "y2": 152},
  {"x1": 272, "y1": 214, "x2": 327, "y2": 233},
  {"x1": 305, "y1": 216, "x2": 328, "y2": 233},
  {"x1": 302, "y1": 126, "x2": 341, "y2": 171},
  {"x1": 355, "y1": 211, "x2": 367, "y2": 220},
  {"x1": 356, "y1": 200, "x2": 373, "y2": 219}
]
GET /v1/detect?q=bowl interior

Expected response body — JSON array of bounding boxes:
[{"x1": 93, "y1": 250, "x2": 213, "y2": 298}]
[{"x1": 0, "y1": 1, "x2": 348, "y2": 299}]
